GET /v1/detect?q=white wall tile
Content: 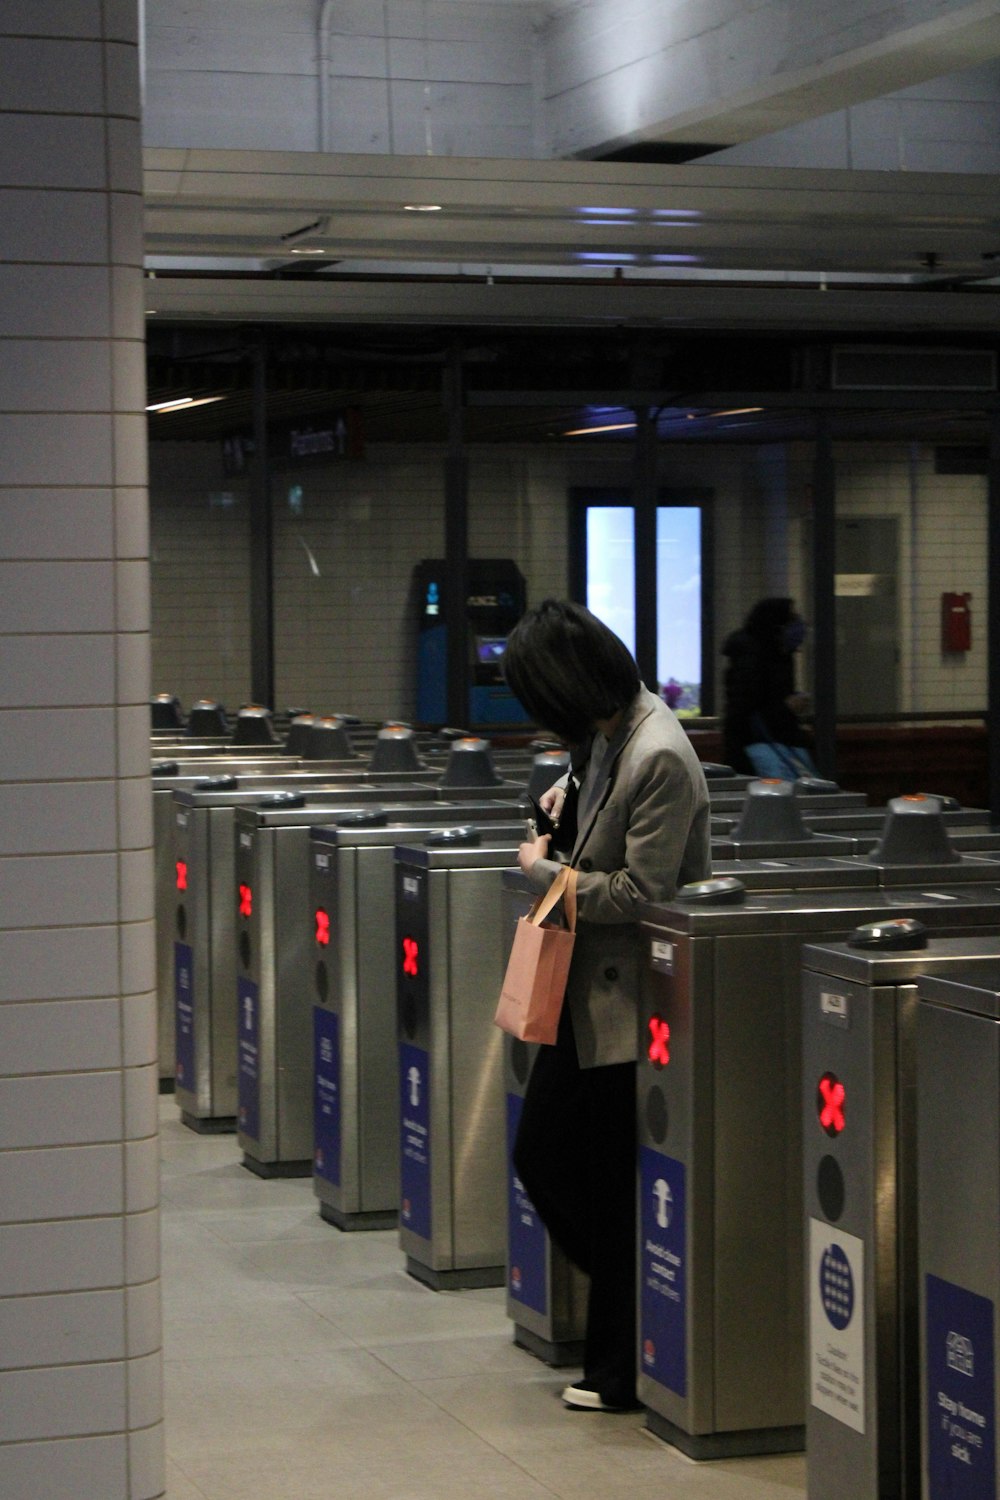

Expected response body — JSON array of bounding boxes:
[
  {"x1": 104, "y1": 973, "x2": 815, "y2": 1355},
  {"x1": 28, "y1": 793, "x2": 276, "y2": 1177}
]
[
  {"x1": 0, "y1": 1290, "x2": 126, "y2": 1371},
  {"x1": 107, "y1": 119, "x2": 142, "y2": 192},
  {"x1": 111, "y1": 267, "x2": 146, "y2": 342},
  {"x1": 116, "y1": 632, "x2": 151, "y2": 706},
  {"x1": 126, "y1": 1351, "x2": 162, "y2": 1430},
  {"x1": 0, "y1": 114, "x2": 107, "y2": 189},
  {"x1": 110, "y1": 192, "x2": 144, "y2": 270},
  {"x1": 105, "y1": 40, "x2": 142, "y2": 117},
  {"x1": 126, "y1": 1282, "x2": 162, "y2": 1359},
  {"x1": 0, "y1": 561, "x2": 115, "y2": 632},
  {"x1": 0, "y1": 925, "x2": 119, "y2": 1001},
  {"x1": 0, "y1": 707, "x2": 117, "y2": 780},
  {"x1": 116, "y1": 561, "x2": 151, "y2": 633},
  {"x1": 122, "y1": 992, "x2": 157, "y2": 1068},
  {"x1": 0, "y1": 266, "x2": 111, "y2": 338},
  {"x1": 117, "y1": 777, "x2": 154, "y2": 850},
  {"x1": 0, "y1": 781, "x2": 118, "y2": 856},
  {"x1": 119, "y1": 848, "x2": 154, "y2": 923},
  {"x1": 0, "y1": 416, "x2": 114, "y2": 488},
  {"x1": 103, "y1": 0, "x2": 141, "y2": 46},
  {"x1": 1, "y1": 490, "x2": 114, "y2": 559},
  {"x1": 124, "y1": 1210, "x2": 160, "y2": 1286},
  {"x1": 0, "y1": 37, "x2": 105, "y2": 114},
  {"x1": 0, "y1": 998, "x2": 121, "y2": 1075},
  {"x1": 0, "y1": 854, "x2": 117, "y2": 929},
  {"x1": 0, "y1": 1361, "x2": 127, "y2": 1441},
  {"x1": 128, "y1": 1421, "x2": 166, "y2": 1500},
  {"x1": 113, "y1": 414, "x2": 149, "y2": 488},
  {"x1": 120, "y1": 919, "x2": 155, "y2": 998},
  {"x1": 0, "y1": 339, "x2": 112, "y2": 413},
  {"x1": 0, "y1": 635, "x2": 116, "y2": 705},
  {"x1": 124, "y1": 1136, "x2": 159, "y2": 1213},
  {"x1": 0, "y1": 1435, "x2": 127, "y2": 1500},
  {"x1": 1, "y1": 2, "x2": 102, "y2": 36},
  {"x1": 0, "y1": 1218, "x2": 123, "y2": 1296},
  {"x1": 0, "y1": 189, "x2": 109, "y2": 264},
  {"x1": 118, "y1": 703, "x2": 152, "y2": 777},
  {"x1": 112, "y1": 341, "x2": 147, "y2": 413},
  {"x1": 0, "y1": 1144, "x2": 123, "y2": 1222},
  {"x1": 0, "y1": 1072, "x2": 124, "y2": 1148},
  {"x1": 123, "y1": 1063, "x2": 158, "y2": 1140},
  {"x1": 115, "y1": 489, "x2": 150, "y2": 559}
]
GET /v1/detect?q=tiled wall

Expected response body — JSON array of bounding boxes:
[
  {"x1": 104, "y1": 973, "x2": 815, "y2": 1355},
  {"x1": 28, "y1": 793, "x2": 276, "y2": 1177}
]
[
  {"x1": 0, "y1": 6, "x2": 162, "y2": 1498},
  {"x1": 150, "y1": 434, "x2": 988, "y2": 726}
]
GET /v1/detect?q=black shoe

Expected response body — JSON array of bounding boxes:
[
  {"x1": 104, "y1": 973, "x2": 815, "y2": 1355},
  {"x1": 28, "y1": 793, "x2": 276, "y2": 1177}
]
[{"x1": 561, "y1": 1381, "x2": 641, "y2": 1413}]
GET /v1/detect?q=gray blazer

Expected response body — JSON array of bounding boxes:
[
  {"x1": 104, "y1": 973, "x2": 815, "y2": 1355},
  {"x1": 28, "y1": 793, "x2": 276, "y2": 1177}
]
[{"x1": 530, "y1": 687, "x2": 711, "y2": 1067}]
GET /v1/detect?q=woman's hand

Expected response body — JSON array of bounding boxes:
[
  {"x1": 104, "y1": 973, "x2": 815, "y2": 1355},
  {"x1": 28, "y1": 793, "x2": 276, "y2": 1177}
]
[
  {"x1": 518, "y1": 831, "x2": 551, "y2": 874},
  {"x1": 539, "y1": 784, "x2": 565, "y2": 822}
]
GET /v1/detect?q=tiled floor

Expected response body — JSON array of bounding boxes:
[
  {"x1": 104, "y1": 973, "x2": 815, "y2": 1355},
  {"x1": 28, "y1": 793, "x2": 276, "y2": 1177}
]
[{"x1": 160, "y1": 1100, "x2": 806, "y2": 1500}]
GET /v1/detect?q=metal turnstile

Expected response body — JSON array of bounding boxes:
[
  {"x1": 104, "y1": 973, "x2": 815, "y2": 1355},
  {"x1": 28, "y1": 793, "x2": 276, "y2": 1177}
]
[
  {"x1": 501, "y1": 869, "x2": 588, "y2": 1365},
  {"x1": 394, "y1": 831, "x2": 521, "y2": 1289},
  {"x1": 635, "y1": 868, "x2": 1000, "y2": 1461},
  {"x1": 231, "y1": 802, "x2": 523, "y2": 1182},
  {"x1": 917, "y1": 962, "x2": 1000, "y2": 1500},
  {"x1": 803, "y1": 928, "x2": 1000, "y2": 1500},
  {"x1": 172, "y1": 781, "x2": 439, "y2": 1131}
]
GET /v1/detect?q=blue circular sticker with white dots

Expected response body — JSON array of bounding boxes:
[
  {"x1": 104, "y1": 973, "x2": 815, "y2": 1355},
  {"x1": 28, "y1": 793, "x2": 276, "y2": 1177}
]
[{"x1": 820, "y1": 1243, "x2": 855, "y2": 1331}]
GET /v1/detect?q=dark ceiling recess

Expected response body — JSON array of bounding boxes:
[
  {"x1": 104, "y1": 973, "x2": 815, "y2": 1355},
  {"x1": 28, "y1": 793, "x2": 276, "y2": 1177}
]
[{"x1": 144, "y1": 324, "x2": 999, "y2": 446}]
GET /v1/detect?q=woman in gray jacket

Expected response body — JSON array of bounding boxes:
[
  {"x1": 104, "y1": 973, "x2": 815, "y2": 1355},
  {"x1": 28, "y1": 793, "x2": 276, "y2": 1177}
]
[{"x1": 503, "y1": 600, "x2": 711, "y2": 1412}]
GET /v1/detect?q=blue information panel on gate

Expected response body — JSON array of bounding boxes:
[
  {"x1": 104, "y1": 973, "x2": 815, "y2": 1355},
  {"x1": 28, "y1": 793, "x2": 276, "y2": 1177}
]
[
  {"x1": 313, "y1": 1007, "x2": 340, "y2": 1186},
  {"x1": 237, "y1": 976, "x2": 260, "y2": 1140},
  {"x1": 399, "y1": 1043, "x2": 431, "y2": 1241},
  {"x1": 174, "y1": 941, "x2": 195, "y2": 1091},
  {"x1": 639, "y1": 1147, "x2": 687, "y2": 1396},
  {"x1": 927, "y1": 1274, "x2": 996, "y2": 1499},
  {"x1": 506, "y1": 1092, "x2": 547, "y2": 1315}
]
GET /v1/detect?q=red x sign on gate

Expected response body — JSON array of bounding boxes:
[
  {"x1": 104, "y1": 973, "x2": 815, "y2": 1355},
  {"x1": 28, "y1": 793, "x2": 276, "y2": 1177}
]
[
  {"x1": 647, "y1": 1016, "x2": 671, "y2": 1068},
  {"x1": 818, "y1": 1072, "x2": 846, "y2": 1135},
  {"x1": 315, "y1": 909, "x2": 330, "y2": 946},
  {"x1": 402, "y1": 937, "x2": 419, "y2": 977},
  {"x1": 238, "y1": 883, "x2": 253, "y2": 919}
]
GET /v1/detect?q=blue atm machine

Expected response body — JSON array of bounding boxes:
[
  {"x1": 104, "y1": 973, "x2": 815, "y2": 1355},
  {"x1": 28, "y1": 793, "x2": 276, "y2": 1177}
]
[{"x1": 414, "y1": 558, "x2": 531, "y2": 726}]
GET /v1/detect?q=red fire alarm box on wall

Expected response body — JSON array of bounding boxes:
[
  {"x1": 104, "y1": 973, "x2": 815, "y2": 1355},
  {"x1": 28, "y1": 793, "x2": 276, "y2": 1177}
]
[{"x1": 941, "y1": 592, "x2": 972, "y2": 652}]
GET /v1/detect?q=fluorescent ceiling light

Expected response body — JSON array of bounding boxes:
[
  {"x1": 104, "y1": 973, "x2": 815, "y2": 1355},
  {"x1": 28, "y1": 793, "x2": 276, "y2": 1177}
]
[
  {"x1": 563, "y1": 421, "x2": 637, "y2": 436},
  {"x1": 146, "y1": 395, "x2": 226, "y2": 413},
  {"x1": 404, "y1": 203, "x2": 442, "y2": 212}
]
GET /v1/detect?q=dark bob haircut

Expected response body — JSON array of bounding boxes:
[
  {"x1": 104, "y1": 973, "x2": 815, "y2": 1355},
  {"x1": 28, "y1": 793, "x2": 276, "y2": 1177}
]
[{"x1": 502, "y1": 599, "x2": 640, "y2": 743}]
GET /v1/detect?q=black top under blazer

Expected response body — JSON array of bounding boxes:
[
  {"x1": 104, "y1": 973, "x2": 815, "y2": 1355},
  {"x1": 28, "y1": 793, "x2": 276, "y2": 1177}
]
[{"x1": 529, "y1": 686, "x2": 711, "y2": 1068}]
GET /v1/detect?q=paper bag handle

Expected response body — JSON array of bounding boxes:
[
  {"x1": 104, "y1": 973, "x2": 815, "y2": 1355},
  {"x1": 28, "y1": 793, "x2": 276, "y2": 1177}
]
[{"x1": 526, "y1": 864, "x2": 577, "y2": 933}]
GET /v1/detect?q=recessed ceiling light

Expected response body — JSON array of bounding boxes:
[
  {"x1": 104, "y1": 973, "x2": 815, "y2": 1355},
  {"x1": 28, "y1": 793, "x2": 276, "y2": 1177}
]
[
  {"x1": 404, "y1": 203, "x2": 442, "y2": 212},
  {"x1": 290, "y1": 247, "x2": 326, "y2": 255},
  {"x1": 146, "y1": 395, "x2": 226, "y2": 413}
]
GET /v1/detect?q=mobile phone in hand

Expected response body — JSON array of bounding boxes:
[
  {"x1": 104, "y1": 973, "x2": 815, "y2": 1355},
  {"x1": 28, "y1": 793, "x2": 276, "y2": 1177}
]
[{"x1": 528, "y1": 796, "x2": 558, "y2": 839}]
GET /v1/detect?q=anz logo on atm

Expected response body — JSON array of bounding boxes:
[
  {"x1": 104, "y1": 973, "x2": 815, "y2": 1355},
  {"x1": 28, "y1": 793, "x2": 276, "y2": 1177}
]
[
  {"x1": 652, "y1": 1177, "x2": 674, "y2": 1229},
  {"x1": 407, "y1": 1062, "x2": 422, "y2": 1108}
]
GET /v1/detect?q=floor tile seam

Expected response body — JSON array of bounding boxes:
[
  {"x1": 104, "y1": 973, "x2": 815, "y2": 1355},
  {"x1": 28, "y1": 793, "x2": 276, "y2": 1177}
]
[
  {"x1": 392, "y1": 1379, "x2": 565, "y2": 1497},
  {"x1": 164, "y1": 1453, "x2": 213, "y2": 1499}
]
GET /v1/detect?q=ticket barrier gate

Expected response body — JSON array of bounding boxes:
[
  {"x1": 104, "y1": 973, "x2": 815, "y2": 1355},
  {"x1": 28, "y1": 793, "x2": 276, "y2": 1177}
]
[
  {"x1": 635, "y1": 853, "x2": 1000, "y2": 1461},
  {"x1": 172, "y1": 780, "x2": 443, "y2": 1131},
  {"x1": 501, "y1": 869, "x2": 588, "y2": 1366},
  {"x1": 395, "y1": 832, "x2": 523, "y2": 1289},
  {"x1": 235, "y1": 802, "x2": 524, "y2": 1179},
  {"x1": 802, "y1": 928, "x2": 1000, "y2": 1500},
  {"x1": 917, "y1": 962, "x2": 1000, "y2": 1500},
  {"x1": 308, "y1": 811, "x2": 527, "y2": 1221}
]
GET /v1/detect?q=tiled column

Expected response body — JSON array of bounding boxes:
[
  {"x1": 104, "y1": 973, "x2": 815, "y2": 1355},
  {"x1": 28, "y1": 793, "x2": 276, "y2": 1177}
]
[{"x1": 0, "y1": 4, "x2": 163, "y2": 1498}]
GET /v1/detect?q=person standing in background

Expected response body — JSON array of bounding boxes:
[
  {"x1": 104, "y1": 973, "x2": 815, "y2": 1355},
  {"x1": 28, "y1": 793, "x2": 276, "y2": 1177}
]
[{"x1": 721, "y1": 597, "x2": 817, "y2": 779}]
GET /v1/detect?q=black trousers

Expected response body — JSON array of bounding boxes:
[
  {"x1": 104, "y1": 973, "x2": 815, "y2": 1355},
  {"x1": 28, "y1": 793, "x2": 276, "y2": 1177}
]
[{"x1": 512, "y1": 1006, "x2": 638, "y2": 1405}]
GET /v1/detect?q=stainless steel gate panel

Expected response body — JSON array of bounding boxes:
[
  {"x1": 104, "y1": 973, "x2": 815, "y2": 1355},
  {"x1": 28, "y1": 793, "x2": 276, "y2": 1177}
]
[
  {"x1": 395, "y1": 838, "x2": 521, "y2": 1289},
  {"x1": 309, "y1": 810, "x2": 525, "y2": 1224},
  {"x1": 636, "y1": 879, "x2": 1000, "y2": 1462},
  {"x1": 803, "y1": 936, "x2": 1000, "y2": 1500}
]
